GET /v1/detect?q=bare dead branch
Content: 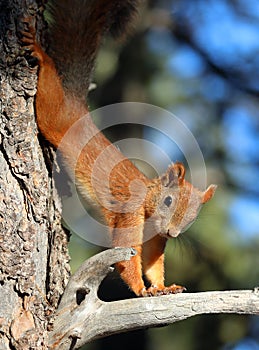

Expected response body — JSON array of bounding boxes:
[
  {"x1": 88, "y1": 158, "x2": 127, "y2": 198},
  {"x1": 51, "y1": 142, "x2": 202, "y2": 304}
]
[{"x1": 48, "y1": 248, "x2": 259, "y2": 350}]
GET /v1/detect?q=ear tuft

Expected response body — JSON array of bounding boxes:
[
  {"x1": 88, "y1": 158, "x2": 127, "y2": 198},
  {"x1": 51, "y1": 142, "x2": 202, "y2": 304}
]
[
  {"x1": 174, "y1": 162, "x2": 185, "y2": 184},
  {"x1": 161, "y1": 162, "x2": 186, "y2": 187},
  {"x1": 202, "y1": 184, "x2": 217, "y2": 204}
]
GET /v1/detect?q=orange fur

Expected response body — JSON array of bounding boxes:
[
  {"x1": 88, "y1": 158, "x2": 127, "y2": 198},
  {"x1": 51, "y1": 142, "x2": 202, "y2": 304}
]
[{"x1": 21, "y1": 5, "x2": 216, "y2": 296}]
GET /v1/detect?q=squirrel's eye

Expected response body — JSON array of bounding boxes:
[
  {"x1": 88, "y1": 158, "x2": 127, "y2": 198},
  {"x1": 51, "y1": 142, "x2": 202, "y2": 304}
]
[{"x1": 164, "y1": 196, "x2": 172, "y2": 207}]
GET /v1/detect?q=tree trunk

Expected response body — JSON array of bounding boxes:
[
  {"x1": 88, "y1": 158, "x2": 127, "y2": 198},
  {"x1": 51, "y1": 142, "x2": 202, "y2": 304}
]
[
  {"x1": 1, "y1": 2, "x2": 259, "y2": 350},
  {"x1": 0, "y1": 1, "x2": 70, "y2": 348}
]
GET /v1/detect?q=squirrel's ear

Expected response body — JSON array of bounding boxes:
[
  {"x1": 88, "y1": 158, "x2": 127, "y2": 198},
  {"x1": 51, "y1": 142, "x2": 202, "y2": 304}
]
[
  {"x1": 174, "y1": 162, "x2": 185, "y2": 184},
  {"x1": 202, "y1": 184, "x2": 217, "y2": 204},
  {"x1": 161, "y1": 162, "x2": 186, "y2": 187}
]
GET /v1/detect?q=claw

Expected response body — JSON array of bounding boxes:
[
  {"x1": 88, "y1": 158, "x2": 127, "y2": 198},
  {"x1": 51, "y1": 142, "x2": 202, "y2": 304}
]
[
  {"x1": 145, "y1": 284, "x2": 186, "y2": 296},
  {"x1": 20, "y1": 16, "x2": 45, "y2": 64},
  {"x1": 139, "y1": 288, "x2": 149, "y2": 297}
]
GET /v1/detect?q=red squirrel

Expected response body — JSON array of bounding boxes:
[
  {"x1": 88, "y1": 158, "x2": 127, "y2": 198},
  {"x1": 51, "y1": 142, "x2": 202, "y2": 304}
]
[{"x1": 21, "y1": 0, "x2": 216, "y2": 297}]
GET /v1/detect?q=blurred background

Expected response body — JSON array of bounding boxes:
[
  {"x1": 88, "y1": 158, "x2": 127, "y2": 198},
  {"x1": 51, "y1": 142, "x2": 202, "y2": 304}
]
[{"x1": 68, "y1": 0, "x2": 259, "y2": 349}]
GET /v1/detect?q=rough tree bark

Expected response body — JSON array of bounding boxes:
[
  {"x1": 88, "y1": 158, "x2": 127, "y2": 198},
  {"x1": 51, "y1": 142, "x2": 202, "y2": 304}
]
[
  {"x1": 0, "y1": 1, "x2": 70, "y2": 348},
  {"x1": 0, "y1": 2, "x2": 258, "y2": 350}
]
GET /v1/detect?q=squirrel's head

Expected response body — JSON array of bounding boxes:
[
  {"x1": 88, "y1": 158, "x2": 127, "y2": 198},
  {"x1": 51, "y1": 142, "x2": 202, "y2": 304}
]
[{"x1": 146, "y1": 162, "x2": 217, "y2": 238}]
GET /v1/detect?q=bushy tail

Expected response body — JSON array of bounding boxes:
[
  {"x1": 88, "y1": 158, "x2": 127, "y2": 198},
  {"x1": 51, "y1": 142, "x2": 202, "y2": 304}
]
[{"x1": 47, "y1": 0, "x2": 140, "y2": 98}]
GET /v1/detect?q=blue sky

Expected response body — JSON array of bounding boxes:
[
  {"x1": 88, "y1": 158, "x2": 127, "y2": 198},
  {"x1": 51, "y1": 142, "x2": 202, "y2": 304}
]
[{"x1": 146, "y1": 0, "x2": 259, "y2": 242}]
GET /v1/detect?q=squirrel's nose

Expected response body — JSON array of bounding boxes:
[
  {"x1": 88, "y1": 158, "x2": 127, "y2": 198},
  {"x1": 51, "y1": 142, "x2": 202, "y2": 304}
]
[{"x1": 167, "y1": 228, "x2": 181, "y2": 238}]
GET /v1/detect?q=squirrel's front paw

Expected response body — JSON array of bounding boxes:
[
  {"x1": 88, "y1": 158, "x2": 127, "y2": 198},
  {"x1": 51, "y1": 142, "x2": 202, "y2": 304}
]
[
  {"x1": 138, "y1": 287, "x2": 150, "y2": 297},
  {"x1": 20, "y1": 17, "x2": 44, "y2": 64},
  {"x1": 20, "y1": 17, "x2": 36, "y2": 46},
  {"x1": 145, "y1": 284, "x2": 186, "y2": 296}
]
